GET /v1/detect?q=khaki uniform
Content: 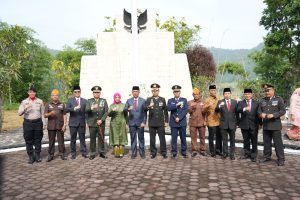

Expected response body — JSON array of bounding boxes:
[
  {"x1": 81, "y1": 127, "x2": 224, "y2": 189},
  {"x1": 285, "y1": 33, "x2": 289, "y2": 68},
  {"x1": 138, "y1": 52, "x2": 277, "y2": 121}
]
[
  {"x1": 44, "y1": 101, "x2": 66, "y2": 156},
  {"x1": 203, "y1": 95, "x2": 222, "y2": 156},
  {"x1": 188, "y1": 99, "x2": 206, "y2": 152}
]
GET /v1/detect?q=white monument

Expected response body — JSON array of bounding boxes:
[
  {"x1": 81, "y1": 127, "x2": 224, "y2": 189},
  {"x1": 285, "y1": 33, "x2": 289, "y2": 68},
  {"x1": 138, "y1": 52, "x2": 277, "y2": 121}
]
[{"x1": 80, "y1": 10, "x2": 193, "y2": 101}]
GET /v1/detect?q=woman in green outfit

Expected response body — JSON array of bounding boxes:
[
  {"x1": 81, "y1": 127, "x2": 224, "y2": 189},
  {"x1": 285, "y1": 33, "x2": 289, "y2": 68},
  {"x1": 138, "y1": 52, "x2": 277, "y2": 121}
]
[{"x1": 108, "y1": 92, "x2": 128, "y2": 158}]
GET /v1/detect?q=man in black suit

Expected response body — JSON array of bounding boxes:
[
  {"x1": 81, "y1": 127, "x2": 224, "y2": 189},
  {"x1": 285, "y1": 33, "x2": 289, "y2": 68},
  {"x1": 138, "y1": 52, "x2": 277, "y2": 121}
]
[
  {"x1": 258, "y1": 84, "x2": 285, "y2": 166},
  {"x1": 237, "y1": 89, "x2": 261, "y2": 162},
  {"x1": 215, "y1": 88, "x2": 239, "y2": 160},
  {"x1": 66, "y1": 86, "x2": 88, "y2": 159}
]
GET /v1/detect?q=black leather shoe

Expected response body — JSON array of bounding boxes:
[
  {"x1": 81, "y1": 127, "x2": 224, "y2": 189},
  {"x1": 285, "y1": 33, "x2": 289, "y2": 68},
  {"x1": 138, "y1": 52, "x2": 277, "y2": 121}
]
[
  {"x1": 171, "y1": 154, "x2": 177, "y2": 159},
  {"x1": 60, "y1": 155, "x2": 67, "y2": 160},
  {"x1": 89, "y1": 155, "x2": 95, "y2": 160},
  {"x1": 131, "y1": 154, "x2": 136, "y2": 159},
  {"x1": 222, "y1": 154, "x2": 228, "y2": 159},
  {"x1": 200, "y1": 152, "x2": 207, "y2": 156},
  {"x1": 35, "y1": 153, "x2": 42, "y2": 162},
  {"x1": 162, "y1": 154, "x2": 168, "y2": 159},
  {"x1": 251, "y1": 158, "x2": 257, "y2": 162},
  {"x1": 259, "y1": 158, "x2": 271, "y2": 163},
  {"x1": 71, "y1": 155, "x2": 76, "y2": 159},
  {"x1": 182, "y1": 154, "x2": 188, "y2": 158},
  {"x1": 240, "y1": 155, "x2": 250, "y2": 160},
  {"x1": 82, "y1": 154, "x2": 88, "y2": 158},
  {"x1": 99, "y1": 154, "x2": 107, "y2": 159},
  {"x1": 277, "y1": 161, "x2": 285, "y2": 166},
  {"x1": 210, "y1": 153, "x2": 216, "y2": 157},
  {"x1": 151, "y1": 154, "x2": 156, "y2": 159},
  {"x1": 28, "y1": 155, "x2": 35, "y2": 164},
  {"x1": 230, "y1": 156, "x2": 235, "y2": 160},
  {"x1": 191, "y1": 152, "x2": 197, "y2": 157},
  {"x1": 140, "y1": 154, "x2": 146, "y2": 159},
  {"x1": 46, "y1": 155, "x2": 53, "y2": 162}
]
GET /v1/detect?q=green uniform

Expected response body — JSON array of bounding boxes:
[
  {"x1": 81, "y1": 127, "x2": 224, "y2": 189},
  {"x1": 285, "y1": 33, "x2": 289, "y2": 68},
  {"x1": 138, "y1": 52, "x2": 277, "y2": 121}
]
[
  {"x1": 86, "y1": 98, "x2": 108, "y2": 156},
  {"x1": 108, "y1": 103, "x2": 128, "y2": 146}
]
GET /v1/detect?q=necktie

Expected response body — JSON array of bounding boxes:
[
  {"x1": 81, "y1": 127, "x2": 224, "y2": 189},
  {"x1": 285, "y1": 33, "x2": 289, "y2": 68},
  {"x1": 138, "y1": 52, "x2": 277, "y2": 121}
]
[
  {"x1": 247, "y1": 100, "x2": 251, "y2": 111},
  {"x1": 76, "y1": 98, "x2": 80, "y2": 106},
  {"x1": 134, "y1": 99, "x2": 138, "y2": 110},
  {"x1": 227, "y1": 100, "x2": 231, "y2": 112}
]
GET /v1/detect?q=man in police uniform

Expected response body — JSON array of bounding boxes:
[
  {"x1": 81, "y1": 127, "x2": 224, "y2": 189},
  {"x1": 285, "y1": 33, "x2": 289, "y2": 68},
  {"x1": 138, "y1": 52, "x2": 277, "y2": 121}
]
[
  {"x1": 18, "y1": 85, "x2": 44, "y2": 164},
  {"x1": 258, "y1": 84, "x2": 285, "y2": 166},
  {"x1": 167, "y1": 85, "x2": 188, "y2": 158},
  {"x1": 85, "y1": 86, "x2": 108, "y2": 160},
  {"x1": 145, "y1": 83, "x2": 169, "y2": 159}
]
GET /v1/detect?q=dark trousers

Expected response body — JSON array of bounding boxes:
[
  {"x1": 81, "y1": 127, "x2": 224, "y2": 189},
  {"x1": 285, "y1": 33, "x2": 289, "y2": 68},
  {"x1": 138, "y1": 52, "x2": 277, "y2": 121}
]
[
  {"x1": 221, "y1": 128, "x2": 236, "y2": 157},
  {"x1": 89, "y1": 126, "x2": 105, "y2": 156},
  {"x1": 129, "y1": 125, "x2": 145, "y2": 156},
  {"x1": 208, "y1": 126, "x2": 222, "y2": 155},
  {"x1": 149, "y1": 126, "x2": 167, "y2": 156},
  {"x1": 241, "y1": 128, "x2": 258, "y2": 159},
  {"x1": 190, "y1": 126, "x2": 205, "y2": 152},
  {"x1": 171, "y1": 126, "x2": 187, "y2": 155},
  {"x1": 48, "y1": 130, "x2": 65, "y2": 155},
  {"x1": 70, "y1": 126, "x2": 87, "y2": 156},
  {"x1": 263, "y1": 130, "x2": 285, "y2": 162},
  {"x1": 23, "y1": 119, "x2": 43, "y2": 156}
]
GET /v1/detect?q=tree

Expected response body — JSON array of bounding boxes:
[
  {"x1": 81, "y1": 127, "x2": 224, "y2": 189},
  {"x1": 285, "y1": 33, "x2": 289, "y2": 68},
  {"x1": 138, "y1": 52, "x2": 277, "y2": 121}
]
[
  {"x1": 186, "y1": 45, "x2": 216, "y2": 97},
  {"x1": 75, "y1": 38, "x2": 96, "y2": 55},
  {"x1": 52, "y1": 48, "x2": 83, "y2": 100},
  {"x1": 252, "y1": 0, "x2": 300, "y2": 99},
  {"x1": 0, "y1": 22, "x2": 33, "y2": 131},
  {"x1": 157, "y1": 15, "x2": 201, "y2": 53}
]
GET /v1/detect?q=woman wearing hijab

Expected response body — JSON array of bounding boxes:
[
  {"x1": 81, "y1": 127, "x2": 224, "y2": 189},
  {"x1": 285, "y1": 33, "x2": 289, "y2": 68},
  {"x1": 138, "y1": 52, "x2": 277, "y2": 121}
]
[
  {"x1": 108, "y1": 92, "x2": 128, "y2": 157},
  {"x1": 287, "y1": 88, "x2": 300, "y2": 140}
]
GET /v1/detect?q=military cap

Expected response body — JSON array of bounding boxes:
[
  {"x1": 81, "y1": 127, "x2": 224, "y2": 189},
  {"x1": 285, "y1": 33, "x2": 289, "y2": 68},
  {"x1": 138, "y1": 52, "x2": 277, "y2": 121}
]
[
  {"x1": 150, "y1": 83, "x2": 160, "y2": 89},
  {"x1": 73, "y1": 85, "x2": 81, "y2": 91},
  {"x1": 209, "y1": 85, "x2": 216, "y2": 90},
  {"x1": 262, "y1": 83, "x2": 274, "y2": 89},
  {"x1": 172, "y1": 85, "x2": 181, "y2": 91},
  {"x1": 132, "y1": 86, "x2": 140, "y2": 91},
  {"x1": 244, "y1": 88, "x2": 252, "y2": 93},
  {"x1": 91, "y1": 86, "x2": 102, "y2": 92},
  {"x1": 223, "y1": 88, "x2": 231, "y2": 93},
  {"x1": 28, "y1": 85, "x2": 37, "y2": 92},
  {"x1": 51, "y1": 89, "x2": 59, "y2": 95}
]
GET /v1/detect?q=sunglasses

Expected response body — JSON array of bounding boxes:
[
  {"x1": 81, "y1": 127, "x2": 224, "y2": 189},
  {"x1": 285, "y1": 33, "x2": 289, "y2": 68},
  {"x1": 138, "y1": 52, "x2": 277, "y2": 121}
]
[
  {"x1": 74, "y1": 91, "x2": 81, "y2": 93},
  {"x1": 93, "y1": 92, "x2": 100, "y2": 94}
]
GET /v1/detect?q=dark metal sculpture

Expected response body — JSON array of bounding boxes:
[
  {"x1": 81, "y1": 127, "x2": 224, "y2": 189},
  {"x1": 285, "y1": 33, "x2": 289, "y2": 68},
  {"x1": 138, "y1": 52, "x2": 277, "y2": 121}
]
[{"x1": 123, "y1": 9, "x2": 147, "y2": 33}]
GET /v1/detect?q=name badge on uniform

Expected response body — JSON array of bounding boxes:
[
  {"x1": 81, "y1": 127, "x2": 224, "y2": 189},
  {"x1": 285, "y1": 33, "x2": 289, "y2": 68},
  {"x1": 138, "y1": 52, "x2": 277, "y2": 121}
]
[
  {"x1": 262, "y1": 101, "x2": 267, "y2": 107},
  {"x1": 58, "y1": 104, "x2": 63, "y2": 109},
  {"x1": 159, "y1": 102, "x2": 163, "y2": 107},
  {"x1": 49, "y1": 105, "x2": 54, "y2": 109},
  {"x1": 272, "y1": 101, "x2": 278, "y2": 106}
]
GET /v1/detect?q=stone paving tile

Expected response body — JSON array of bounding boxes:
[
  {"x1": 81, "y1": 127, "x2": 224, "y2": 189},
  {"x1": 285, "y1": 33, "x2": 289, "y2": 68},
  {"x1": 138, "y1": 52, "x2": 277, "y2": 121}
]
[{"x1": 1, "y1": 145, "x2": 300, "y2": 200}]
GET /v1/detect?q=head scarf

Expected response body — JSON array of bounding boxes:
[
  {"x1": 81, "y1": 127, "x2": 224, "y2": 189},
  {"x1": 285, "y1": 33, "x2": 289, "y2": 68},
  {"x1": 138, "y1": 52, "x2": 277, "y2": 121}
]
[{"x1": 113, "y1": 92, "x2": 121, "y2": 104}]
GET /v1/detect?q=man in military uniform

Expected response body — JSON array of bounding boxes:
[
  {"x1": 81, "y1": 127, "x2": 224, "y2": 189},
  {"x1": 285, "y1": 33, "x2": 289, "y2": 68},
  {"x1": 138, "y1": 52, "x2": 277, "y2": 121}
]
[
  {"x1": 18, "y1": 85, "x2": 44, "y2": 164},
  {"x1": 215, "y1": 88, "x2": 239, "y2": 160},
  {"x1": 86, "y1": 86, "x2": 109, "y2": 160},
  {"x1": 188, "y1": 88, "x2": 207, "y2": 157},
  {"x1": 258, "y1": 84, "x2": 285, "y2": 166},
  {"x1": 203, "y1": 85, "x2": 222, "y2": 157},
  {"x1": 145, "y1": 83, "x2": 169, "y2": 159},
  {"x1": 167, "y1": 85, "x2": 188, "y2": 158},
  {"x1": 44, "y1": 89, "x2": 67, "y2": 161}
]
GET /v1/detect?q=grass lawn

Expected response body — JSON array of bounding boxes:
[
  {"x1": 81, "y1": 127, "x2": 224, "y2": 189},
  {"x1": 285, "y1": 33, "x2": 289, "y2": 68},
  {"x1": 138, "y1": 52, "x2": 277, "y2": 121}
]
[{"x1": 2, "y1": 110, "x2": 23, "y2": 131}]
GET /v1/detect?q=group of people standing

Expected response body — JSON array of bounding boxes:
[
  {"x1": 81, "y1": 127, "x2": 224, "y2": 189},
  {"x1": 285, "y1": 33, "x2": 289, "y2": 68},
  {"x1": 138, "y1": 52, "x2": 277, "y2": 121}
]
[{"x1": 18, "y1": 82, "x2": 286, "y2": 166}]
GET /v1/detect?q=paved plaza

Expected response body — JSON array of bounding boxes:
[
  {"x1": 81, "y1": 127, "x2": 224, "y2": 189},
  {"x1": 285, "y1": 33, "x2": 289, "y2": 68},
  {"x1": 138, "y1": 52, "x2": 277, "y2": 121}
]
[{"x1": 1, "y1": 143, "x2": 300, "y2": 200}]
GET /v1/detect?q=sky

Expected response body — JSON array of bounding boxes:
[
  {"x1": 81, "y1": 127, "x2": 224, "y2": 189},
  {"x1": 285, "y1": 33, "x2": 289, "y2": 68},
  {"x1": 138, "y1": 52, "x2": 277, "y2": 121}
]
[{"x1": 0, "y1": 0, "x2": 267, "y2": 50}]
